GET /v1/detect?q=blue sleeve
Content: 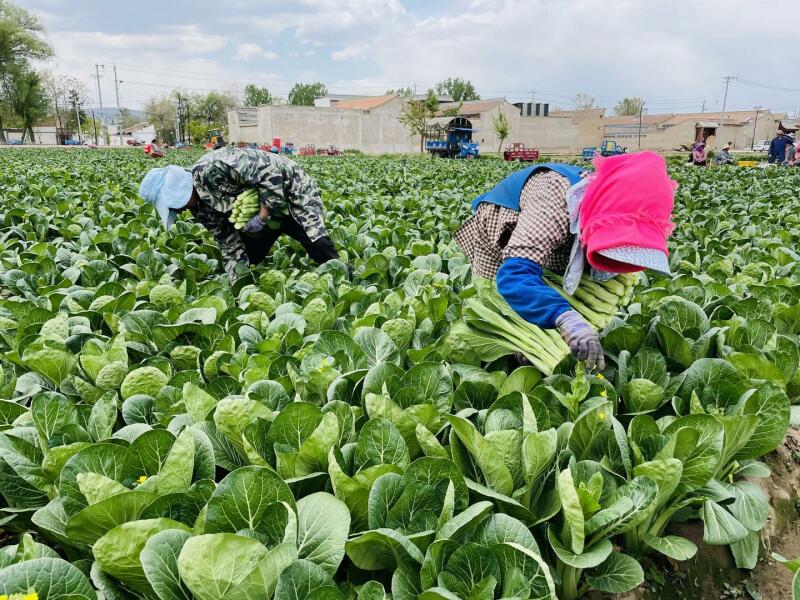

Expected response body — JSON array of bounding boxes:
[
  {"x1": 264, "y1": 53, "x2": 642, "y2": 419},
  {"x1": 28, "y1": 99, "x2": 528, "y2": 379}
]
[{"x1": 496, "y1": 257, "x2": 572, "y2": 329}]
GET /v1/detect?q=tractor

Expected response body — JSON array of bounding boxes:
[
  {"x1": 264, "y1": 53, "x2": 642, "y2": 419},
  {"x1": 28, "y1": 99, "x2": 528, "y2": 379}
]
[
  {"x1": 582, "y1": 140, "x2": 626, "y2": 160},
  {"x1": 425, "y1": 118, "x2": 480, "y2": 159},
  {"x1": 205, "y1": 129, "x2": 225, "y2": 150}
]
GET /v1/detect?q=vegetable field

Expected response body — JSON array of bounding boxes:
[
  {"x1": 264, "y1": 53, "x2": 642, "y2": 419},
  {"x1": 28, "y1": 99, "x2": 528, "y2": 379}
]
[{"x1": 0, "y1": 149, "x2": 799, "y2": 600}]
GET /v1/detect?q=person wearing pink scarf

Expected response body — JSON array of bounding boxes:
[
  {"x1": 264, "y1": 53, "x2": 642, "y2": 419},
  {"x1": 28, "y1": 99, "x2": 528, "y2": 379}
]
[{"x1": 455, "y1": 151, "x2": 677, "y2": 370}]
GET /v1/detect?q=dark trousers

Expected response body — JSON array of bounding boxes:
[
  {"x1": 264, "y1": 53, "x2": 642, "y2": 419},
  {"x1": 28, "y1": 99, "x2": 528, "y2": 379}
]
[{"x1": 241, "y1": 216, "x2": 338, "y2": 266}]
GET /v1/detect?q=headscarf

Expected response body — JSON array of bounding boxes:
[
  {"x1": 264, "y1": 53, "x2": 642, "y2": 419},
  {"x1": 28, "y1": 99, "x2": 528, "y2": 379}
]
[{"x1": 578, "y1": 151, "x2": 677, "y2": 274}]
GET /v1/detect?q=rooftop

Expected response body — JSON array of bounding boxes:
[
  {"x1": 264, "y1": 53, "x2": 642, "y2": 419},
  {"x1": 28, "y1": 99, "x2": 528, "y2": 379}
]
[
  {"x1": 605, "y1": 109, "x2": 773, "y2": 127},
  {"x1": 122, "y1": 122, "x2": 153, "y2": 134},
  {"x1": 333, "y1": 94, "x2": 397, "y2": 110}
]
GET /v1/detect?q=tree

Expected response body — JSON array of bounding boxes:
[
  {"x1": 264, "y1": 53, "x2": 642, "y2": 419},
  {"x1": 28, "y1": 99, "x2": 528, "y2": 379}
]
[
  {"x1": 119, "y1": 107, "x2": 138, "y2": 129},
  {"x1": 398, "y1": 89, "x2": 439, "y2": 153},
  {"x1": 614, "y1": 97, "x2": 646, "y2": 116},
  {"x1": 9, "y1": 68, "x2": 48, "y2": 142},
  {"x1": 41, "y1": 71, "x2": 88, "y2": 138},
  {"x1": 435, "y1": 77, "x2": 480, "y2": 102},
  {"x1": 288, "y1": 82, "x2": 327, "y2": 106},
  {"x1": 0, "y1": 0, "x2": 53, "y2": 141},
  {"x1": 573, "y1": 93, "x2": 598, "y2": 110},
  {"x1": 386, "y1": 87, "x2": 412, "y2": 98},
  {"x1": 193, "y1": 90, "x2": 235, "y2": 126},
  {"x1": 243, "y1": 84, "x2": 273, "y2": 107},
  {"x1": 144, "y1": 95, "x2": 176, "y2": 143},
  {"x1": 493, "y1": 110, "x2": 509, "y2": 153}
]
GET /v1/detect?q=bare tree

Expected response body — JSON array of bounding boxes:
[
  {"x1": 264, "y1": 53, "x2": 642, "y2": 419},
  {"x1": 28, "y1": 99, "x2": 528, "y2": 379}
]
[
  {"x1": 41, "y1": 71, "x2": 88, "y2": 137},
  {"x1": 572, "y1": 93, "x2": 598, "y2": 110}
]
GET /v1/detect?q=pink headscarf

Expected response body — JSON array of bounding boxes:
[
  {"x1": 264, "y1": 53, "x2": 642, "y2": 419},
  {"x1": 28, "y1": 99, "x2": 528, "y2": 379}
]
[{"x1": 579, "y1": 151, "x2": 677, "y2": 273}]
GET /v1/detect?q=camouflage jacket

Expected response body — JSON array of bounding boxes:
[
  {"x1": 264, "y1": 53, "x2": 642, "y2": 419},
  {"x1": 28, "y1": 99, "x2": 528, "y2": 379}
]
[{"x1": 189, "y1": 147, "x2": 328, "y2": 278}]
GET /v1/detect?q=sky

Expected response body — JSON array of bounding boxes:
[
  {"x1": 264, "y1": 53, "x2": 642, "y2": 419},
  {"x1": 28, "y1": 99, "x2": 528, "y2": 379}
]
[{"x1": 21, "y1": 0, "x2": 800, "y2": 116}]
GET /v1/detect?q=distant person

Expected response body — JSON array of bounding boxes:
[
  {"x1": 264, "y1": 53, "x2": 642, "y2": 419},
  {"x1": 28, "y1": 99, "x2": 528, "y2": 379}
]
[
  {"x1": 454, "y1": 152, "x2": 676, "y2": 370},
  {"x1": 692, "y1": 141, "x2": 707, "y2": 166},
  {"x1": 144, "y1": 139, "x2": 163, "y2": 159},
  {"x1": 714, "y1": 143, "x2": 733, "y2": 165},
  {"x1": 138, "y1": 147, "x2": 340, "y2": 281},
  {"x1": 785, "y1": 135, "x2": 796, "y2": 164},
  {"x1": 768, "y1": 130, "x2": 792, "y2": 164}
]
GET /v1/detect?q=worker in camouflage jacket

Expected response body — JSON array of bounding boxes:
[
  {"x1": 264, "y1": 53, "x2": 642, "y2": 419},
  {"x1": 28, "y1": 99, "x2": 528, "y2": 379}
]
[{"x1": 138, "y1": 147, "x2": 339, "y2": 280}]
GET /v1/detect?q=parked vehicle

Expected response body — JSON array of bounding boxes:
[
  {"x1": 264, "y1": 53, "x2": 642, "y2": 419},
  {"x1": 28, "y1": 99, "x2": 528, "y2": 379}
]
[
  {"x1": 503, "y1": 143, "x2": 540, "y2": 162},
  {"x1": 752, "y1": 140, "x2": 770, "y2": 152},
  {"x1": 425, "y1": 122, "x2": 480, "y2": 159},
  {"x1": 582, "y1": 140, "x2": 627, "y2": 160}
]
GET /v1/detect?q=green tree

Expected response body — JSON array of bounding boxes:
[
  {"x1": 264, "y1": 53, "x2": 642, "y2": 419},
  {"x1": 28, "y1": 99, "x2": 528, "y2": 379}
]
[
  {"x1": 573, "y1": 92, "x2": 598, "y2": 110},
  {"x1": 614, "y1": 96, "x2": 646, "y2": 116},
  {"x1": 0, "y1": 0, "x2": 53, "y2": 141},
  {"x1": 193, "y1": 90, "x2": 235, "y2": 126},
  {"x1": 187, "y1": 119, "x2": 207, "y2": 144},
  {"x1": 9, "y1": 68, "x2": 48, "y2": 142},
  {"x1": 385, "y1": 86, "x2": 412, "y2": 98},
  {"x1": 493, "y1": 110, "x2": 510, "y2": 153},
  {"x1": 435, "y1": 77, "x2": 480, "y2": 102},
  {"x1": 243, "y1": 84, "x2": 273, "y2": 106},
  {"x1": 144, "y1": 95, "x2": 176, "y2": 143},
  {"x1": 288, "y1": 82, "x2": 327, "y2": 106},
  {"x1": 398, "y1": 89, "x2": 439, "y2": 153}
]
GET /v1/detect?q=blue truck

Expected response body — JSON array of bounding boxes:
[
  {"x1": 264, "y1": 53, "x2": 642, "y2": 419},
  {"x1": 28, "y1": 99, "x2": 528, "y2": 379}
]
[{"x1": 425, "y1": 122, "x2": 479, "y2": 159}]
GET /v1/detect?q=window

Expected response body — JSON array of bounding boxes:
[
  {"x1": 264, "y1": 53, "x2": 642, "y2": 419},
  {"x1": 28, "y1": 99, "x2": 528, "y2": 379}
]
[{"x1": 237, "y1": 111, "x2": 258, "y2": 126}]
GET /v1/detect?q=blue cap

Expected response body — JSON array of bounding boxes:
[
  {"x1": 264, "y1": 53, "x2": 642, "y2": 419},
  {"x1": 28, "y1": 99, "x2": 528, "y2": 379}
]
[{"x1": 138, "y1": 165, "x2": 193, "y2": 228}]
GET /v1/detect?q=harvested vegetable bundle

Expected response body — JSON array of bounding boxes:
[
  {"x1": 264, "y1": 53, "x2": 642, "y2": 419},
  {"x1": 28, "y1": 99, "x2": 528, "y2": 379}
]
[
  {"x1": 449, "y1": 272, "x2": 639, "y2": 373},
  {"x1": 229, "y1": 188, "x2": 260, "y2": 229}
]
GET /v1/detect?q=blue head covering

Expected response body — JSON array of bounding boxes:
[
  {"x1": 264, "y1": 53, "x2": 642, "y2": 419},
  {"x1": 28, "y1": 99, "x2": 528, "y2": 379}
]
[{"x1": 138, "y1": 165, "x2": 193, "y2": 228}]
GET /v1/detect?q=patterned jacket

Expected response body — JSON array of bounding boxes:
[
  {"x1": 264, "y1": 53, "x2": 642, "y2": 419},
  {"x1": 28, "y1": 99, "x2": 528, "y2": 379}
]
[
  {"x1": 189, "y1": 147, "x2": 328, "y2": 278},
  {"x1": 454, "y1": 171, "x2": 573, "y2": 279}
]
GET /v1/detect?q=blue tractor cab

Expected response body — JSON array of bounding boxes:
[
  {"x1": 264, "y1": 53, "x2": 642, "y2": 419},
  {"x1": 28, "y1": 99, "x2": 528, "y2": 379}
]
[{"x1": 426, "y1": 117, "x2": 480, "y2": 159}]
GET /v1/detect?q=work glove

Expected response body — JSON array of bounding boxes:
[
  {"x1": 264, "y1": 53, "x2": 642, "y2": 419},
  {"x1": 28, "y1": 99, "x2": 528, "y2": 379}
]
[
  {"x1": 242, "y1": 214, "x2": 267, "y2": 234},
  {"x1": 556, "y1": 310, "x2": 605, "y2": 371}
]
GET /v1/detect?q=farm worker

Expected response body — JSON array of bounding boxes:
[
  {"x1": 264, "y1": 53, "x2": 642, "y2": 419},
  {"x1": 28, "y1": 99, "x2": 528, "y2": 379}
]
[
  {"x1": 144, "y1": 139, "x2": 163, "y2": 159},
  {"x1": 691, "y1": 141, "x2": 707, "y2": 166},
  {"x1": 714, "y1": 143, "x2": 733, "y2": 165},
  {"x1": 138, "y1": 147, "x2": 339, "y2": 281},
  {"x1": 454, "y1": 152, "x2": 676, "y2": 370},
  {"x1": 768, "y1": 130, "x2": 792, "y2": 164}
]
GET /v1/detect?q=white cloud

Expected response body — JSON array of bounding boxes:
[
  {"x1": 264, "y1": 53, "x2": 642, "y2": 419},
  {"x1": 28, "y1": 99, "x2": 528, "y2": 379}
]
[
  {"x1": 233, "y1": 42, "x2": 278, "y2": 62},
  {"x1": 331, "y1": 43, "x2": 373, "y2": 61}
]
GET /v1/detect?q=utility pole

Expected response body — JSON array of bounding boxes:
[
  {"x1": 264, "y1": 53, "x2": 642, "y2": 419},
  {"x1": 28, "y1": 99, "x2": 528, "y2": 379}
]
[
  {"x1": 93, "y1": 64, "x2": 104, "y2": 144},
  {"x1": 531, "y1": 90, "x2": 535, "y2": 116},
  {"x1": 113, "y1": 65, "x2": 123, "y2": 146},
  {"x1": 74, "y1": 100, "x2": 82, "y2": 144},
  {"x1": 701, "y1": 99, "x2": 706, "y2": 113},
  {"x1": 637, "y1": 101, "x2": 646, "y2": 150},
  {"x1": 751, "y1": 106, "x2": 762, "y2": 150},
  {"x1": 91, "y1": 109, "x2": 98, "y2": 145},
  {"x1": 717, "y1": 76, "x2": 736, "y2": 149}
]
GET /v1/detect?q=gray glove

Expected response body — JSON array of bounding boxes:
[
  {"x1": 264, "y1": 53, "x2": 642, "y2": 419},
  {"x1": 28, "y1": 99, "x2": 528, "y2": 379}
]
[
  {"x1": 556, "y1": 310, "x2": 605, "y2": 371},
  {"x1": 242, "y1": 214, "x2": 266, "y2": 234}
]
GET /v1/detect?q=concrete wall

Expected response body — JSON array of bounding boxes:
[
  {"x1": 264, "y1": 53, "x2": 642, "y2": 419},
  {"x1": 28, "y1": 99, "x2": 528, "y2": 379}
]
[
  {"x1": 442, "y1": 101, "x2": 604, "y2": 155},
  {"x1": 604, "y1": 113, "x2": 781, "y2": 151},
  {"x1": 228, "y1": 98, "x2": 419, "y2": 153},
  {"x1": 3, "y1": 127, "x2": 59, "y2": 144}
]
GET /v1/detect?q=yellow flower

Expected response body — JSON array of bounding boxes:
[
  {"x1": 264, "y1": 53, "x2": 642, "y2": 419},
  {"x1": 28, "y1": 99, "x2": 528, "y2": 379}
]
[
  {"x1": 600, "y1": 390, "x2": 608, "y2": 398},
  {"x1": 24, "y1": 593, "x2": 39, "y2": 600},
  {"x1": 598, "y1": 411, "x2": 606, "y2": 421},
  {"x1": 136, "y1": 475, "x2": 148, "y2": 485},
  {"x1": 1, "y1": 593, "x2": 9, "y2": 600},
  {"x1": 596, "y1": 373, "x2": 604, "y2": 380}
]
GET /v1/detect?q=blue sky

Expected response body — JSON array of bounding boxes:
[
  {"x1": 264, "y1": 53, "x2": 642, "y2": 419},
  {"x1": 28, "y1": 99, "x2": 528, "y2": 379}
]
[{"x1": 23, "y1": 0, "x2": 800, "y2": 116}]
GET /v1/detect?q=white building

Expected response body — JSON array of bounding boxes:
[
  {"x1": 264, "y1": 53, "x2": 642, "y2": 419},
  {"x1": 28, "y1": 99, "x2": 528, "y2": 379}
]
[{"x1": 106, "y1": 122, "x2": 156, "y2": 145}]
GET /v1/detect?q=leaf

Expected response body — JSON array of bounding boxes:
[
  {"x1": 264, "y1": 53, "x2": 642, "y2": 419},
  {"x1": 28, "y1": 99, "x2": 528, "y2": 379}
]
[
  {"x1": 296, "y1": 492, "x2": 350, "y2": 575},
  {"x1": 641, "y1": 533, "x2": 698, "y2": 560},
  {"x1": 204, "y1": 466, "x2": 296, "y2": 534},
  {"x1": 141, "y1": 529, "x2": 193, "y2": 600},
  {"x1": 0, "y1": 557, "x2": 96, "y2": 599},
  {"x1": 586, "y1": 552, "x2": 644, "y2": 594},
  {"x1": 700, "y1": 500, "x2": 749, "y2": 545},
  {"x1": 547, "y1": 528, "x2": 612, "y2": 568},
  {"x1": 557, "y1": 468, "x2": 585, "y2": 555}
]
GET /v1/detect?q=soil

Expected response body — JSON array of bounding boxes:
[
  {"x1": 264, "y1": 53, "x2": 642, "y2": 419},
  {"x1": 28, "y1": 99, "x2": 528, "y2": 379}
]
[{"x1": 615, "y1": 427, "x2": 800, "y2": 600}]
